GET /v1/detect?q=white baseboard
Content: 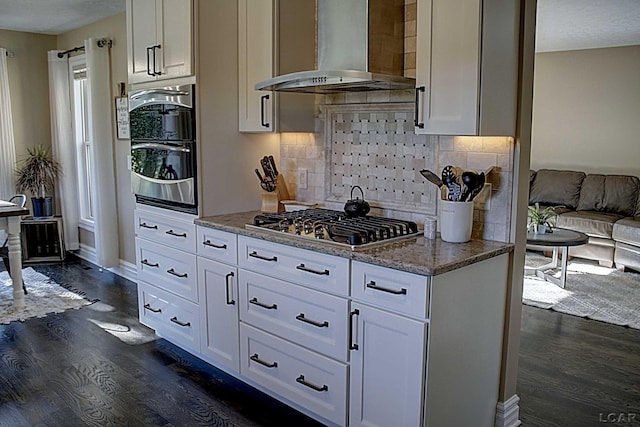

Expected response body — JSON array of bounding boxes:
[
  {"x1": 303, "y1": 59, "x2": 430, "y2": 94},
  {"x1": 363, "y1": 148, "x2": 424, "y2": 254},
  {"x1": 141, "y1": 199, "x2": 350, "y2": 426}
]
[
  {"x1": 74, "y1": 244, "x2": 138, "y2": 283},
  {"x1": 495, "y1": 395, "x2": 521, "y2": 427}
]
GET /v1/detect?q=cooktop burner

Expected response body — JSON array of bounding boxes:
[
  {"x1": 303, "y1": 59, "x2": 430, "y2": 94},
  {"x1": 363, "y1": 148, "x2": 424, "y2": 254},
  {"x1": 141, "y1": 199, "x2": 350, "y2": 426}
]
[{"x1": 247, "y1": 209, "x2": 420, "y2": 250}]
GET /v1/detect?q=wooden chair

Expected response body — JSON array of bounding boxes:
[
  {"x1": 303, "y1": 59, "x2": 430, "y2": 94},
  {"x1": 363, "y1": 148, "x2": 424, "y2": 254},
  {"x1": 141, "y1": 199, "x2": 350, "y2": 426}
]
[{"x1": 1, "y1": 194, "x2": 28, "y2": 294}]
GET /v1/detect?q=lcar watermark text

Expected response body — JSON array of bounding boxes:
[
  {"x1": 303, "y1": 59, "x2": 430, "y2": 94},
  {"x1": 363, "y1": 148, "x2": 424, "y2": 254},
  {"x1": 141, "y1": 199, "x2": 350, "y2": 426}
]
[{"x1": 599, "y1": 413, "x2": 637, "y2": 423}]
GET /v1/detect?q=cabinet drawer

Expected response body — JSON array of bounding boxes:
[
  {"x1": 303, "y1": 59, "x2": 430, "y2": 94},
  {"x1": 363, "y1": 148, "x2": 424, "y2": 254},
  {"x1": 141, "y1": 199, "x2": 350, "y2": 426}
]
[
  {"x1": 196, "y1": 226, "x2": 238, "y2": 264},
  {"x1": 136, "y1": 237, "x2": 198, "y2": 303},
  {"x1": 238, "y1": 236, "x2": 349, "y2": 296},
  {"x1": 351, "y1": 261, "x2": 430, "y2": 318},
  {"x1": 135, "y1": 210, "x2": 196, "y2": 253},
  {"x1": 138, "y1": 281, "x2": 200, "y2": 353},
  {"x1": 239, "y1": 270, "x2": 348, "y2": 362},
  {"x1": 240, "y1": 323, "x2": 348, "y2": 426}
]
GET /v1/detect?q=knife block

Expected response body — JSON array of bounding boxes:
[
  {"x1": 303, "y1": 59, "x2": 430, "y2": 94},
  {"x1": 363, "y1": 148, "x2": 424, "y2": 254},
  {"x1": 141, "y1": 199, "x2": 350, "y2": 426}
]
[{"x1": 261, "y1": 175, "x2": 291, "y2": 213}]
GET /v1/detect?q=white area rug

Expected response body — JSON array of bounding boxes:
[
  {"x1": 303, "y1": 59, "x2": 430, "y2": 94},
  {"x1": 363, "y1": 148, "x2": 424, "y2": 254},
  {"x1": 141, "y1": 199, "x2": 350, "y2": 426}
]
[
  {"x1": 0, "y1": 267, "x2": 94, "y2": 324},
  {"x1": 524, "y1": 252, "x2": 640, "y2": 329}
]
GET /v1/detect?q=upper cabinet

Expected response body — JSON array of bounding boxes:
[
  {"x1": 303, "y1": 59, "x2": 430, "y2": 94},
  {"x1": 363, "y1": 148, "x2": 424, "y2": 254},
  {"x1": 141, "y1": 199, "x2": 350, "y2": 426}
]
[
  {"x1": 126, "y1": 0, "x2": 194, "y2": 84},
  {"x1": 238, "y1": 0, "x2": 315, "y2": 133},
  {"x1": 414, "y1": 0, "x2": 519, "y2": 136}
]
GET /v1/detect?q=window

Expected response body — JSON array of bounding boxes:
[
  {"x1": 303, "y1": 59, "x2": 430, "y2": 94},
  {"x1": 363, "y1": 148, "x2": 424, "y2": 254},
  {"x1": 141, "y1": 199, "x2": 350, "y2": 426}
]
[{"x1": 69, "y1": 55, "x2": 94, "y2": 230}]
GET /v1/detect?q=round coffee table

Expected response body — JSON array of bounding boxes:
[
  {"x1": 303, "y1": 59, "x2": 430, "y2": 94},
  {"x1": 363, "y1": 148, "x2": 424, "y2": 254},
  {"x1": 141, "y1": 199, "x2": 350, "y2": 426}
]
[{"x1": 526, "y1": 228, "x2": 589, "y2": 288}]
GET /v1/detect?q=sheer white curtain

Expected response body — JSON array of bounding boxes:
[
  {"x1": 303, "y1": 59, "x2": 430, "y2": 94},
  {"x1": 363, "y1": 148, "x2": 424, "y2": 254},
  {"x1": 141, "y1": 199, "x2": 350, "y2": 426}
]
[
  {"x1": 0, "y1": 48, "x2": 17, "y2": 201},
  {"x1": 85, "y1": 38, "x2": 119, "y2": 268},
  {"x1": 48, "y1": 50, "x2": 80, "y2": 250}
]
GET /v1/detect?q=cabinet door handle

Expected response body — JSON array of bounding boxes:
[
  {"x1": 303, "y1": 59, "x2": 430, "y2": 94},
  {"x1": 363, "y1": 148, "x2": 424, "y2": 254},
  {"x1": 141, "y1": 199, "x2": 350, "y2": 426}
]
[
  {"x1": 167, "y1": 268, "x2": 188, "y2": 278},
  {"x1": 260, "y1": 94, "x2": 270, "y2": 128},
  {"x1": 249, "y1": 297, "x2": 277, "y2": 310},
  {"x1": 170, "y1": 316, "x2": 190, "y2": 327},
  {"x1": 296, "y1": 264, "x2": 329, "y2": 276},
  {"x1": 250, "y1": 353, "x2": 277, "y2": 368},
  {"x1": 203, "y1": 239, "x2": 227, "y2": 249},
  {"x1": 249, "y1": 251, "x2": 277, "y2": 262},
  {"x1": 296, "y1": 313, "x2": 329, "y2": 328},
  {"x1": 152, "y1": 44, "x2": 162, "y2": 76},
  {"x1": 225, "y1": 272, "x2": 235, "y2": 305},
  {"x1": 296, "y1": 375, "x2": 328, "y2": 392},
  {"x1": 166, "y1": 229, "x2": 187, "y2": 238},
  {"x1": 146, "y1": 46, "x2": 154, "y2": 76},
  {"x1": 414, "y1": 86, "x2": 425, "y2": 129},
  {"x1": 349, "y1": 308, "x2": 360, "y2": 350},
  {"x1": 141, "y1": 259, "x2": 159, "y2": 268},
  {"x1": 140, "y1": 222, "x2": 158, "y2": 230},
  {"x1": 143, "y1": 303, "x2": 161, "y2": 313},
  {"x1": 366, "y1": 280, "x2": 407, "y2": 295}
]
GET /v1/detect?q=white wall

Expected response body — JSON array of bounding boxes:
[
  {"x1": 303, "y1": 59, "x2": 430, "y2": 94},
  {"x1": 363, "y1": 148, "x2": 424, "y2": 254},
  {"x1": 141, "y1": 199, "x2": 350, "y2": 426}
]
[{"x1": 531, "y1": 45, "x2": 640, "y2": 176}]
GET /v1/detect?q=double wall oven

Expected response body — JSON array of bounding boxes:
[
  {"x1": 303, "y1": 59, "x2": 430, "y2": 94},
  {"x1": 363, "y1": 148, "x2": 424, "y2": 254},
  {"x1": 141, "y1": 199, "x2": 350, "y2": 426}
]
[{"x1": 129, "y1": 84, "x2": 197, "y2": 214}]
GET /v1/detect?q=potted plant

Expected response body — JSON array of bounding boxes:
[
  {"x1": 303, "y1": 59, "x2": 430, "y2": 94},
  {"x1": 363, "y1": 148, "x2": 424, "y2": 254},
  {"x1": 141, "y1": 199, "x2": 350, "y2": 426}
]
[
  {"x1": 15, "y1": 145, "x2": 60, "y2": 218},
  {"x1": 527, "y1": 202, "x2": 558, "y2": 234}
]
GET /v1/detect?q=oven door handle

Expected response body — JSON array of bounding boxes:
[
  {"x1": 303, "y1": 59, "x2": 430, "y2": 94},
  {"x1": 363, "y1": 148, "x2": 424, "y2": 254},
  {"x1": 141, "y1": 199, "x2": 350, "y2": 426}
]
[
  {"x1": 130, "y1": 89, "x2": 190, "y2": 99},
  {"x1": 131, "y1": 142, "x2": 191, "y2": 152}
]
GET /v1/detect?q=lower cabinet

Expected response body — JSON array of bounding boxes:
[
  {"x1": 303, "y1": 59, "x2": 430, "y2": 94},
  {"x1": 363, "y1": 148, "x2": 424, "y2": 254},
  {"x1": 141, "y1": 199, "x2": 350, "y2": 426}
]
[
  {"x1": 349, "y1": 302, "x2": 427, "y2": 427},
  {"x1": 197, "y1": 257, "x2": 240, "y2": 373}
]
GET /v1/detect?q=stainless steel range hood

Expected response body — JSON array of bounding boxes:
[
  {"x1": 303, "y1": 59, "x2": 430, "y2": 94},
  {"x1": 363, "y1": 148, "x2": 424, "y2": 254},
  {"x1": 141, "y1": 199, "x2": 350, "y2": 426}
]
[{"x1": 255, "y1": 0, "x2": 415, "y2": 94}]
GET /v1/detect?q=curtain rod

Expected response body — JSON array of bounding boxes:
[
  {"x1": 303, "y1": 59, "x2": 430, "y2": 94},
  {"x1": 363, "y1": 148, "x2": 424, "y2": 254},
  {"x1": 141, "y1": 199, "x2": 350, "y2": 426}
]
[
  {"x1": 57, "y1": 38, "x2": 112, "y2": 58},
  {"x1": 3, "y1": 49, "x2": 15, "y2": 57}
]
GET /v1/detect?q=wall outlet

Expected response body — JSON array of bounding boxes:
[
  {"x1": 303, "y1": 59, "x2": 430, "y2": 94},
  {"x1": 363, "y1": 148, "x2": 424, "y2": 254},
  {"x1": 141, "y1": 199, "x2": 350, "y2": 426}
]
[{"x1": 298, "y1": 169, "x2": 308, "y2": 189}]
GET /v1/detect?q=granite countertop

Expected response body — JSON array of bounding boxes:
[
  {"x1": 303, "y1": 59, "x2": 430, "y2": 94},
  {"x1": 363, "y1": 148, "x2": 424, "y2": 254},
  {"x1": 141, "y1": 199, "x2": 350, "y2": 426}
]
[{"x1": 195, "y1": 211, "x2": 514, "y2": 276}]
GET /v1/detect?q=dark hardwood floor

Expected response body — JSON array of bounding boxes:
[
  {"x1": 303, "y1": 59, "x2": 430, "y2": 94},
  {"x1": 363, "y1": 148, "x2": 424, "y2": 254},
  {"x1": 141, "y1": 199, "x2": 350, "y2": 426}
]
[{"x1": 2, "y1": 255, "x2": 639, "y2": 426}]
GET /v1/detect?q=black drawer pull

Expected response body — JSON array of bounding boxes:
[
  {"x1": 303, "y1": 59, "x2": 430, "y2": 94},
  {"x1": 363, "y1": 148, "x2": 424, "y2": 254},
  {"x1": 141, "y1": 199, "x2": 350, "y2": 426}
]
[
  {"x1": 250, "y1": 353, "x2": 277, "y2": 368},
  {"x1": 170, "y1": 316, "x2": 190, "y2": 327},
  {"x1": 349, "y1": 309, "x2": 360, "y2": 351},
  {"x1": 143, "y1": 303, "x2": 161, "y2": 313},
  {"x1": 249, "y1": 297, "x2": 277, "y2": 310},
  {"x1": 414, "y1": 86, "x2": 425, "y2": 129},
  {"x1": 296, "y1": 313, "x2": 329, "y2": 328},
  {"x1": 140, "y1": 222, "x2": 158, "y2": 230},
  {"x1": 166, "y1": 229, "x2": 187, "y2": 238},
  {"x1": 296, "y1": 375, "x2": 328, "y2": 392},
  {"x1": 225, "y1": 272, "x2": 235, "y2": 305},
  {"x1": 141, "y1": 259, "x2": 159, "y2": 268},
  {"x1": 296, "y1": 264, "x2": 329, "y2": 276},
  {"x1": 366, "y1": 280, "x2": 407, "y2": 295},
  {"x1": 167, "y1": 268, "x2": 188, "y2": 278},
  {"x1": 203, "y1": 239, "x2": 227, "y2": 249},
  {"x1": 249, "y1": 251, "x2": 277, "y2": 262}
]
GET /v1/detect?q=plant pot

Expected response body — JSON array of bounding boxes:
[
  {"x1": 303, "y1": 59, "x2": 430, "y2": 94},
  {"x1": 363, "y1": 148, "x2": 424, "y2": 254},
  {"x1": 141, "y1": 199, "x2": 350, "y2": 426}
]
[
  {"x1": 439, "y1": 200, "x2": 474, "y2": 243},
  {"x1": 31, "y1": 196, "x2": 54, "y2": 218},
  {"x1": 532, "y1": 224, "x2": 547, "y2": 234}
]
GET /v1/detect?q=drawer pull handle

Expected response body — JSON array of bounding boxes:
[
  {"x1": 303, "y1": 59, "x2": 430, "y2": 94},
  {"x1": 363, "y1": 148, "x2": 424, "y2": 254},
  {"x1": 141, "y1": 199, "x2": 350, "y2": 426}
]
[
  {"x1": 296, "y1": 313, "x2": 329, "y2": 328},
  {"x1": 249, "y1": 297, "x2": 277, "y2": 310},
  {"x1": 296, "y1": 264, "x2": 329, "y2": 276},
  {"x1": 141, "y1": 259, "x2": 159, "y2": 268},
  {"x1": 366, "y1": 280, "x2": 407, "y2": 295},
  {"x1": 143, "y1": 303, "x2": 161, "y2": 313},
  {"x1": 170, "y1": 316, "x2": 191, "y2": 327},
  {"x1": 250, "y1": 353, "x2": 277, "y2": 368},
  {"x1": 249, "y1": 251, "x2": 277, "y2": 262},
  {"x1": 349, "y1": 309, "x2": 360, "y2": 351},
  {"x1": 225, "y1": 272, "x2": 235, "y2": 305},
  {"x1": 296, "y1": 375, "x2": 328, "y2": 392},
  {"x1": 167, "y1": 268, "x2": 188, "y2": 278},
  {"x1": 203, "y1": 239, "x2": 227, "y2": 249},
  {"x1": 140, "y1": 222, "x2": 158, "y2": 230},
  {"x1": 166, "y1": 229, "x2": 187, "y2": 238}
]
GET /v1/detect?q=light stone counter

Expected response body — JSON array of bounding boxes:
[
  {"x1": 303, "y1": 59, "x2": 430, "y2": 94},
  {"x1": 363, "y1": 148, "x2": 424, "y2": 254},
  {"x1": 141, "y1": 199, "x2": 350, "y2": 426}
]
[{"x1": 195, "y1": 211, "x2": 514, "y2": 276}]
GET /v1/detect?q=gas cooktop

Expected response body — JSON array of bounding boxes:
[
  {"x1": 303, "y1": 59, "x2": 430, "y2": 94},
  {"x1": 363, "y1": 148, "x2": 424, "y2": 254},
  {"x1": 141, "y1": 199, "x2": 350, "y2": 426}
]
[{"x1": 247, "y1": 209, "x2": 420, "y2": 250}]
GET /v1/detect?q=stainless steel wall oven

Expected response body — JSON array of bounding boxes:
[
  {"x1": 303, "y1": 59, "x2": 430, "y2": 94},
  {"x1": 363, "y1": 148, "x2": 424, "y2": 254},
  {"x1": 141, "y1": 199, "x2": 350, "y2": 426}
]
[{"x1": 129, "y1": 84, "x2": 197, "y2": 214}]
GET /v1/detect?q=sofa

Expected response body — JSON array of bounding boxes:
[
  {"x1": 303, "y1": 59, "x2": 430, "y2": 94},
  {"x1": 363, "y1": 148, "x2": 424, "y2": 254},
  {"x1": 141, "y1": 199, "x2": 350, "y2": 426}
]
[{"x1": 528, "y1": 169, "x2": 640, "y2": 272}]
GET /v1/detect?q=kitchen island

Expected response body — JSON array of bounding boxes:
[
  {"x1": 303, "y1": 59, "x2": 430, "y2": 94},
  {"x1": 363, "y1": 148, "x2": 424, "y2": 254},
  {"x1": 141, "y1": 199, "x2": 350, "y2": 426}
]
[{"x1": 136, "y1": 207, "x2": 514, "y2": 427}]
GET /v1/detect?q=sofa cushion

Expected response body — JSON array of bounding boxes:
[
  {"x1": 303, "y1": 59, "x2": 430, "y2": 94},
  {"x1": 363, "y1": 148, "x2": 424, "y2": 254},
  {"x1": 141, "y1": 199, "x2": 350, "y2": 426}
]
[
  {"x1": 556, "y1": 211, "x2": 624, "y2": 239},
  {"x1": 577, "y1": 174, "x2": 640, "y2": 217},
  {"x1": 612, "y1": 216, "x2": 640, "y2": 246},
  {"x1": 529, "y1": 169, "x2": 585, "y2": 209}
]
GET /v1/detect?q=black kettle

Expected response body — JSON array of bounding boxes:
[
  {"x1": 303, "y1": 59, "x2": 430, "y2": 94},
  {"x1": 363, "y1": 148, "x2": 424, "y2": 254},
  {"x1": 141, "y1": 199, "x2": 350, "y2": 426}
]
[{"x1": 344, "y1": 185, "x2": 371, "y2": 217}]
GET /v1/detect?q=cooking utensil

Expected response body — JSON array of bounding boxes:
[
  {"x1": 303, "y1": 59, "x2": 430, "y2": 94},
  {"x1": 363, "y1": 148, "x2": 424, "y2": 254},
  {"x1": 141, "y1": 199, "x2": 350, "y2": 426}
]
[
  {"x1": 344, "y1": 185, "x2": 371, "y2": 217},
  {"x1": 255, "y1": 168, "x2": 274, "y2": 192},
  {"x1": 419, "y1": 169, "x2": 444, "y2": 188},
  {"x1": 460, "y1": 170, "x2": 482, "y2": 202},
  {"x1": 441, "y1": 166, "x2": 462, "y2": 201},
  {"x1": 467, "y1": 172, "x2": 485, "y2": 201},
  {"x1": 268, "y1": 155, "x2": 278, "y2": 177}
]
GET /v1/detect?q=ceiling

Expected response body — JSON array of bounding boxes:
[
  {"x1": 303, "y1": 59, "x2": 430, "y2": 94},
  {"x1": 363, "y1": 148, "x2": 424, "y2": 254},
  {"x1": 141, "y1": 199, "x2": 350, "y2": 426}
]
[{"x1": 0, "y1": 0, "x2": 639, "y2": 52}]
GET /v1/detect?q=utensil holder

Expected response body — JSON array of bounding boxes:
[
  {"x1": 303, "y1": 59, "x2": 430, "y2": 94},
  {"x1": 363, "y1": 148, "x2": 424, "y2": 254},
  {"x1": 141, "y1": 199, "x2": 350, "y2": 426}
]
[
  {"x1": 439, "y1": 200, "x2": 473, "y2": 243},
  {"x1": 261, "y1": 175, "x2": 291, "y2": 213}
]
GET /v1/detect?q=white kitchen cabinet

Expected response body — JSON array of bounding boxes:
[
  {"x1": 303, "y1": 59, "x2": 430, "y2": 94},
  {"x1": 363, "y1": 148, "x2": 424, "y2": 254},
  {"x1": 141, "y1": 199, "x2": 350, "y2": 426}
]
[
  {"x1": 198, "y1": 256, "x2": 240, "y2": 373},
  {"x1": 349, "y1": 302, "x2": 427, "y2": 427},
  {"x1": 126, "y1": 0, "x2": 193, "y2": 84},
  {"x1": 414, "y1": 0, "x2": 519, "y2": 136},
  {"x1": 237, "y1": 0, "x2": 315, "y2": 132}
]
